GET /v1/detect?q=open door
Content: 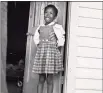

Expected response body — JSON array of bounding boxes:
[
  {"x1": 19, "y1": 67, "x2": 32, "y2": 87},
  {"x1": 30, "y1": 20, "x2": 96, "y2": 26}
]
[{"x1": 23, "y1": 2, "x2": 67, "y2": 93}]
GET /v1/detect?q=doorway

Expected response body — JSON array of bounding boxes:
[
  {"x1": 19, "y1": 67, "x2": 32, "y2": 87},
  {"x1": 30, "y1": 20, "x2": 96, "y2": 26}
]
[
  {"x1": 6, "y1": 2, "x2": 69, "y2": 93},
  {"x1": 6, "y1": 1, "x2": 30, "y2": 93}
]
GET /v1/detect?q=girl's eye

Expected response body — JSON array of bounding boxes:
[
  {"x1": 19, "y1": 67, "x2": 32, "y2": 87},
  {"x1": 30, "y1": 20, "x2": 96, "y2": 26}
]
[
  {"x1": 45, "y1": 12, "x2": 52, "y2": 15},
  {"x1": 50, "y1": 12, "x2": 53, "y2": 14},
  {"x1": 44, "y1": 12, "x2": 47, "y2": 14}
]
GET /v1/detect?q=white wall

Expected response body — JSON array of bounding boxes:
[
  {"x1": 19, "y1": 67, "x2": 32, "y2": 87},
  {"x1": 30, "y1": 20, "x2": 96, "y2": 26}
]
[
  {"x1": 1, "y1": 1, "x2": 7, "y2": 70},
  {"x1": 65, "y1": 2, "x2": 102, "y2": 93},
  {"x1": 0, "y1": 1, "x2": 8, "y2": 93}
]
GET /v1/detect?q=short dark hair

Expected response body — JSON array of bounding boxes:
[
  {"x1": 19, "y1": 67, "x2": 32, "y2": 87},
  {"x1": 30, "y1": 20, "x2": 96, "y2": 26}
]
[{"x1": 44, "y1": 4, "x2": 58, "y2": 17}]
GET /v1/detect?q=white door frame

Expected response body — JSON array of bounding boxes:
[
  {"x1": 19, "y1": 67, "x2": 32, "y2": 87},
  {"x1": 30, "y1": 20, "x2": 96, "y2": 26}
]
[{"x1": 63, "y1": 2, "x2": 78, "y2": 93}]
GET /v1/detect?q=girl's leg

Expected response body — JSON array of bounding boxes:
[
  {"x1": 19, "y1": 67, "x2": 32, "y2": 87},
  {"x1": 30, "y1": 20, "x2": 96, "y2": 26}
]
[
  {"x1": 47, "y1": 74, "x2": 54, "y2": 93},
  {"x1": 37, "y1": 74, "x2": 46, "y2": 93}
]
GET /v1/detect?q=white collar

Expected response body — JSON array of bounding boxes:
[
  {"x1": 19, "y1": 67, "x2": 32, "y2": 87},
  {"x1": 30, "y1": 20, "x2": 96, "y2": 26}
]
[
  {"x1": 41, "y1": 21, "x2": 55, "y2": 26},
  {"x1": 47, "y1": 21, "x2": 55, "y2": 26}
]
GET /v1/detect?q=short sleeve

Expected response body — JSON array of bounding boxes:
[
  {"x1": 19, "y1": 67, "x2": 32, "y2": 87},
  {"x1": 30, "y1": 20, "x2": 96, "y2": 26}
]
[
  {"x1": 59, "y1": 25, "x2": 65, "y2": 35},
  {"x1": 53, "y1": 24, "x2": 65, "y2": 46},
  {"x1": 33, "y1": 26, "x2": 40, "y2": 45}
]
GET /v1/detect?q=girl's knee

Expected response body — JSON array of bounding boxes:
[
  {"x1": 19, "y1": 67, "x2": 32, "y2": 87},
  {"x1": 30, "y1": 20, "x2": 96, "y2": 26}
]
[
  {"x1": 47, "y1": 74, "x2": 54, "y2": 85},
  {"x1": 39, "y1": 74, "x2": 46, "y2": 84}
]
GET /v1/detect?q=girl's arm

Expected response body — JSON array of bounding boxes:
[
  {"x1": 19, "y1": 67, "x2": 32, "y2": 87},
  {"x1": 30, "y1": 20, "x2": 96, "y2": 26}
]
[
  {"x1": 53, "y1": 24, "x2": 65, "y2": 47},
  {"x1": 26, "y1": 26, "x2": 40, "y2": 47},
  {"x1": 33, "y1": 26, "x2": 40, "y2": 45},
  {"x1": 26, "y1": 32, "x2": 34, "y2": 36},
  {"x1": 26, "y1": 27, "x2": 35, "y2": 36}
]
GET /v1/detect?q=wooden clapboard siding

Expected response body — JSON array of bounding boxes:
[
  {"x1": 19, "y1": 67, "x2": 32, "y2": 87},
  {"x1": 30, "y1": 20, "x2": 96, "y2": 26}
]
[
  {"x1": 78, "y1": 17, "x2": 102, "y2": 28},
  {"x1": 76, "y1": 2, "x2": 103, "y2": 93},
  {"x1": 76, "y1": 67, "x2": 102, "y2": 79},
  {"x1": 76, "y1": 90, "x2": 102, "y2": 93},
  {"x1": 78, "y1": 2, "x2": 102, "y2": 9},
  {"x1": 65, "y1": 2, "x2": 103, "y2": 93},
  {"x1": 76, "y1": 79, "x2": 102, "y2": 90},
  {"x1": 76, "y1": 57, "x2": 102, "y2": 69},
  {"x1": 77, "y1": 37, "x2": 102, "y2": 48},
  {"x1": 77, "y1": 47, "x2": 102, "y2": 58},
  {"x1": 77, "y1": 27, "x2": 102, "y2": 38},
  {"x1": 78, "y1": 8, "x2": 102, "y2": 19}
]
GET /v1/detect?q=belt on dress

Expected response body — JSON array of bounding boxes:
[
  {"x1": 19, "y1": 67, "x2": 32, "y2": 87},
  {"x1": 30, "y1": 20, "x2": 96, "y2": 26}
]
[
  {"x1": 40, "y1": 39, "x2": 57, "y2": 43},
  {"x1": 40, "y1": 39, "x2": 49, "y2": 42}
]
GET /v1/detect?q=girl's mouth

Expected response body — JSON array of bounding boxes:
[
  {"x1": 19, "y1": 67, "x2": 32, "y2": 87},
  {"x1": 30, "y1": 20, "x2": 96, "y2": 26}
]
[
  {"x1": 45, "y1": 17, "x2": 50, "y2": 19},
  {"x1": 45, "y1": 17, "x2": 51, "y2": 21}
]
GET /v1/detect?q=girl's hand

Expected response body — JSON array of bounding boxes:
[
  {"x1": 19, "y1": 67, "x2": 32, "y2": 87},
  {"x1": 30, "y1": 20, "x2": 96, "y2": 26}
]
[{"x1": 26, "y1": 32, "x2": 34, "y2": 36}]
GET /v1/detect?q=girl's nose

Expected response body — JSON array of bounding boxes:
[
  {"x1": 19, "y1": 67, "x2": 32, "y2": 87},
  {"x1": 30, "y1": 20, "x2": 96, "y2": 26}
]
[{"x1": 45, "y1": 13, "x2": 50, "y2": 17}]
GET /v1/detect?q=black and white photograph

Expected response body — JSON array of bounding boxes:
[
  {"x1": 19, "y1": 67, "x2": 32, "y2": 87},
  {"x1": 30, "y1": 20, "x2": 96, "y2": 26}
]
[{"x1": 0, "y1": 1, "x2": 102, "y2": 93}]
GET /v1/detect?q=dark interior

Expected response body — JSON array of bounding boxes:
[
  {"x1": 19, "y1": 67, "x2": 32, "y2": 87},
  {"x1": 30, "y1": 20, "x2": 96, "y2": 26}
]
[
  {"x1": 6, "y1": 1, "x2": 30, "y2": 93},
  {"x1": 7, "y1": 1, "x2": 30, "y2": 64}
]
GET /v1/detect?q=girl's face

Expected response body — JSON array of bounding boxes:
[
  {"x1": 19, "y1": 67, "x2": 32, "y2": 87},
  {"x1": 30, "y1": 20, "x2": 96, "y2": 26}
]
[{"x1": 44, "y1": 7, "x2": 56, "y2": 25}]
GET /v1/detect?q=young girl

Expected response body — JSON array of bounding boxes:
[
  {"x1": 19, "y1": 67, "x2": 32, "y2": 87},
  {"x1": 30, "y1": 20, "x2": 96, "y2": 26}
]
[{"x1": 31, "y1": 4, "x2": 65, "y2": 93}]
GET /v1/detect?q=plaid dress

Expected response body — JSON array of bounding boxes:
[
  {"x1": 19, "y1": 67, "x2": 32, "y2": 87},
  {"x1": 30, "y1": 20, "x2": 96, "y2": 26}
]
[{"x1": 32, "y1": 25, "x2": 63, "y2": 74}]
